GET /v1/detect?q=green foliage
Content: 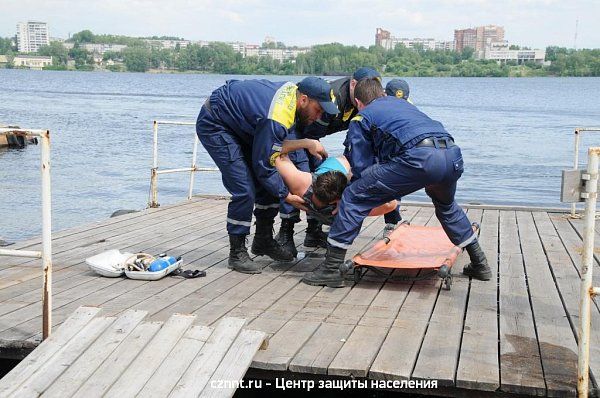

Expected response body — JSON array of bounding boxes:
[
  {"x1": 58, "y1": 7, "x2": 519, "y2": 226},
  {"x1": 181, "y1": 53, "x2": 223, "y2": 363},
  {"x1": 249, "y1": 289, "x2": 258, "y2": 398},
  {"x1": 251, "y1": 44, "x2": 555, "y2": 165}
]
[
  {"x1": 38, "y1": 42, "x2": 69, "y2": 65},
  {"x1": 122, "y1": 47, "x2": 150, "y2": 72},
  {"x1": 9, "y1": 29, "x2": 600, "y2": 76},
  {"x1": 0, "y1": 37, "x2": 16, "y2": 54},
  {"x1": 68, "y1": 46, "x2": 93, "y2": 69}
]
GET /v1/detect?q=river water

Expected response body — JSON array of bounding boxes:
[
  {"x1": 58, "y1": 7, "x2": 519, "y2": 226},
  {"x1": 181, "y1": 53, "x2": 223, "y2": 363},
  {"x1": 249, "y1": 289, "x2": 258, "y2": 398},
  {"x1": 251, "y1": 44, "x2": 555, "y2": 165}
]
[{"x1": 1, "y1": 69, "x2": 599, "y2": 241}]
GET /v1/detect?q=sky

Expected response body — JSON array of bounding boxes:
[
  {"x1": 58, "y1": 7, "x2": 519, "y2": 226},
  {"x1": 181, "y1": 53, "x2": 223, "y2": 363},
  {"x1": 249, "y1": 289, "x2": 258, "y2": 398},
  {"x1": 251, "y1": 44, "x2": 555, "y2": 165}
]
[{"x1": 1, "y1": 0, "x2": 599, "y2": 49}]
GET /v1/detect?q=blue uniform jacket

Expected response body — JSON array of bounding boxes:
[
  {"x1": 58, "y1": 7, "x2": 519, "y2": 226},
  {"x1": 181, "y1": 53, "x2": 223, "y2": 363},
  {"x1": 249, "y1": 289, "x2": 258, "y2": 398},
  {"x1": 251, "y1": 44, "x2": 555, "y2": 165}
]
[
  {"x1": 209, "y1": 79, "x2": 298, "y2": 199},
  {"x1": 344, "y1": 96, "x2": 452, "y2": 180}
]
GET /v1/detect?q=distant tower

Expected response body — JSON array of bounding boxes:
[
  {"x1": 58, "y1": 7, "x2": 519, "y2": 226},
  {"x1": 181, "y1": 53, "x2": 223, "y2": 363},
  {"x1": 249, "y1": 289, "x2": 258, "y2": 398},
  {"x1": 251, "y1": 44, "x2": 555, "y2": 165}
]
[{"x1": 574, "y1": 18, "x2": 579, "y2": 49}]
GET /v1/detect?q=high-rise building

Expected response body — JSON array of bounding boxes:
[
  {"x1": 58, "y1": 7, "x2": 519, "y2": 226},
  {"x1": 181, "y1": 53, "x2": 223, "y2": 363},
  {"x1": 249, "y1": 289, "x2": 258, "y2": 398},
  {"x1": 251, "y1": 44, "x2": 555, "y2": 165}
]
[
  {"x1": 454, "y1": 25, "x2": 504, "y2": 56},
  {"x1": 16, "y1": 21, "x2": 50, "y2": 53}
]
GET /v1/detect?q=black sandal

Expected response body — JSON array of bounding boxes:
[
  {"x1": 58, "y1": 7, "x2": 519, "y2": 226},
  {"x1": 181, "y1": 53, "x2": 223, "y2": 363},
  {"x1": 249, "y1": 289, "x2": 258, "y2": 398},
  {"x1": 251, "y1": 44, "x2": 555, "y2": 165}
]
[{"x1": 171, "y1": 268, "x2": 206, "y2": 279}]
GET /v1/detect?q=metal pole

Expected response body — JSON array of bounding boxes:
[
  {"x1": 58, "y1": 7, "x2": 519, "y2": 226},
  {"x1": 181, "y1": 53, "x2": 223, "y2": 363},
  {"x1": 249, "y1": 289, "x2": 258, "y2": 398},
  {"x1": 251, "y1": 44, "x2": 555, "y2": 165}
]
[
  {"x1": 40, "y1": 131, "x2": 52, "y2": 340},
  {"x1": 573, "y1": 129, "x2": 581, "y2": 217},
  {"x1": 578, "y1": 147, "x2": 600, "y2": 397},
  {"x1": 149, "y1": 121, "x2": 159, "y2": 208},
  {"x1": 0, "y1": 249, "x2": 42, "y2": 258},
  {"x1": 188, "y1": 134, "x2": 199, "y2": 200}
]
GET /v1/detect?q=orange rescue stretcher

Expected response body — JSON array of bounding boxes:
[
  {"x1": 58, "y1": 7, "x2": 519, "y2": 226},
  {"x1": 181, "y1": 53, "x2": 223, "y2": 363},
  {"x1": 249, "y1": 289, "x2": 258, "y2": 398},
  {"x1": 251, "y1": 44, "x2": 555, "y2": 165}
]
[{"x1": 343, "y1": 221, "x2": 479, "y2": 290}]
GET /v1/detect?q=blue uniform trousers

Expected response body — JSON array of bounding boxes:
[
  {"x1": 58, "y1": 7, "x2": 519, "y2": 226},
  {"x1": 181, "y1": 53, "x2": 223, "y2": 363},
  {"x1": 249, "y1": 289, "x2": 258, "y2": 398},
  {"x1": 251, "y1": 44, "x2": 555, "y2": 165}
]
[
  {"x1": 196, "y1": 105, "x2": 279, "y2": 236},
  {"x1": 328, "y1": 143, "x2": 476, "y2": 249}
]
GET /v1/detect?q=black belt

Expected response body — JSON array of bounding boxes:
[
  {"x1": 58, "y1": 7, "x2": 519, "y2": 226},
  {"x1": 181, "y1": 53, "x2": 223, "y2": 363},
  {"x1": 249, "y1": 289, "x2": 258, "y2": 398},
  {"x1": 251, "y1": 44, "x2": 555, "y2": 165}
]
[{"x1": 415, "y1": 137, "x2": 455, "y2": 148}]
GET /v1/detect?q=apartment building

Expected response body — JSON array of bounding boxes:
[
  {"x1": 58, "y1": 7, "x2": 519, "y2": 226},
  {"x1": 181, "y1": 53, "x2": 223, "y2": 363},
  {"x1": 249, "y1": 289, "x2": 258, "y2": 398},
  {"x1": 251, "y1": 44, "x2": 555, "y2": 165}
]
[{"x1": 16, "y1": 21, "x2": 50, "y2": 53}]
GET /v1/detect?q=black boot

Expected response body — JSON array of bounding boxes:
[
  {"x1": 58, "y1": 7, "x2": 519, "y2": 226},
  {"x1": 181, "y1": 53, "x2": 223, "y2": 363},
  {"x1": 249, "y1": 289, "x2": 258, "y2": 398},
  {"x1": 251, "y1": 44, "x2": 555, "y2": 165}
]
[
  {"x1": 276, "y1": 219, "x2": 297, "y2": 258},
  {"x1": 462, "y1": 240, "x2": 492, "y2": 281},
  {"x1": 229, "y1": 235, "x2": 262, "y2": 274},
  {"x1": 251, "y1": 218, "x2": 294, "y2": 261},
  {"x1": 301, "y1": 245, "x2": 346, "y2": 288},
  {"x1": 304, "y1": 219, "x2": 328, "y2": 248}
]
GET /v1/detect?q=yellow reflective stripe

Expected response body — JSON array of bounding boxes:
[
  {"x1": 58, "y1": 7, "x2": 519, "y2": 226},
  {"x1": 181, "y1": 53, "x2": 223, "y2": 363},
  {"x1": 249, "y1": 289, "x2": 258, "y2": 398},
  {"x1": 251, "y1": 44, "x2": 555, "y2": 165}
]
[
  {"x1": 267, "y1": 82, "x2": 297, "y2": 129},
  {"x1": 342, "y1": 108, "x2": 355, "y2": 122},
  {"x1": 351, "y1": 115, "x2": 363, "y2": 122}
]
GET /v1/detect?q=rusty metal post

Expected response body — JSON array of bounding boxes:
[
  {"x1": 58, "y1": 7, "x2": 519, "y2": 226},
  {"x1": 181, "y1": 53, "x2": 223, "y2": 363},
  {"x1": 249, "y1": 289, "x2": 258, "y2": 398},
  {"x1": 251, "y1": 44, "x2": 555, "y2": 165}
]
[
  {"x1": 188, "y1": 134, "x2": 199, "y2": 200},
  {"x1": 578, "y1": 147, "x2": 600, "y2": 397},
  {"x1": 149, "y1": 120, "x2": 159, "y2": 208},
  {"x1": 573, "y1": 129, "x2": 581, "y2": 217},
  {"x1": 40, "y1": 130, "x2": 52, "y2": 339}
]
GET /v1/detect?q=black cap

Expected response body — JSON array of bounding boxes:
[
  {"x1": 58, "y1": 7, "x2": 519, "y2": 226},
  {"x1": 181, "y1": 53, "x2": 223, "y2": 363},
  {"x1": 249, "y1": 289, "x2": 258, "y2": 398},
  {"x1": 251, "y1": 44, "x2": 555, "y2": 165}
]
[
  {"x1": 386, "y1": 79, "x2": 410, "y2": 99},
  {"x1": 297, "y1": 77, "x2": 339, "y2": 115},
  {"x1": 352, "y1": 67, "x2": 381, "y2": 81}
]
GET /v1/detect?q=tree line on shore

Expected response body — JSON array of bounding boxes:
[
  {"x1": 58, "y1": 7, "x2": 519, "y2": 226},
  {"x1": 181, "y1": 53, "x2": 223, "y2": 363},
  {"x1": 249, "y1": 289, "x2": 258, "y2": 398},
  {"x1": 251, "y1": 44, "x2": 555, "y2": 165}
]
[{"x1": 1, "y1": 31, "x2": 599, "y2": 77}]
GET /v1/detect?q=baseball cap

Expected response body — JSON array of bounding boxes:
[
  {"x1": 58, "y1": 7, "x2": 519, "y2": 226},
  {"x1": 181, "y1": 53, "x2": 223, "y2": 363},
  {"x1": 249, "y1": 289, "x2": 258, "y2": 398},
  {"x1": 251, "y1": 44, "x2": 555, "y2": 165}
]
[
  {"x1": 297, "y1": 77, "x2": 339, "y2": 115},
  {"x1": 352, "y1": 67, "x2": 381, "y2": 81},
  {"x1": 385, "y1": 79, "x2": 410, "y2": 100}
]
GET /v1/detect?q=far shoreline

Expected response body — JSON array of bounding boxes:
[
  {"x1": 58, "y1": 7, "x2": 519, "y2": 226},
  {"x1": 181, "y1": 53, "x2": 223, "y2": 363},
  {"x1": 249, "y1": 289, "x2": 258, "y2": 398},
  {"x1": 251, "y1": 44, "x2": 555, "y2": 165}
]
[{"x1": 2, "y1": 67, "x2": 597, "y2": 78}]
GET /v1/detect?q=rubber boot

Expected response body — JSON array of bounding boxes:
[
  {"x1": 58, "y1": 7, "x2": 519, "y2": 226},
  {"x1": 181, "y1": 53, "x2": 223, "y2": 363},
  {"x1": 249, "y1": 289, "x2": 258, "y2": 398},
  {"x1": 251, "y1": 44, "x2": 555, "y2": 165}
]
[
  {"x1": 229, "y1": 235, "x2": 262, "y2": 274},
  {"x1": 251, "y1": 218, "x2": 294, "y2": 261},
  {"x1": 462, "y1": 240, "x2": 492, "y2": 281},
  {"x1": 304, "y1": 219, "x2": 328, "y2": 248},
  {"x1": 301, "y1": 245, "x2": 346, "y2": 288},
  {"x1": 276, "y1": 219, "x2": 297, "y2": 258}
]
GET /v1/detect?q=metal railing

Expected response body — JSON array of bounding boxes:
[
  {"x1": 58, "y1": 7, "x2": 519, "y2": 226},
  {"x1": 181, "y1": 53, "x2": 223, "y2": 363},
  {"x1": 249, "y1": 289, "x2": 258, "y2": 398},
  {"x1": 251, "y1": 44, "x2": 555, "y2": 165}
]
[
  {"x1": 572, "y1": 128, "x2": 600, "y2": 217},
  {"x1": 0, "y1": 128, "x2": 53, "y2": 340},
  {"x1": 577, "y1": 146, "x2": 600, "y2": 397},
  {"x1": 148, "y1": 120, "x2": 218, "y2": 208}
]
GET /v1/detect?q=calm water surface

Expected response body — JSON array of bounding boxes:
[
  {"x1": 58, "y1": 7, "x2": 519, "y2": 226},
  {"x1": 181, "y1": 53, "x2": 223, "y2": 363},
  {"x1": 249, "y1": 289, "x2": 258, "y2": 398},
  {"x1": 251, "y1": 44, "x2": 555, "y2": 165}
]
[{"x1": 1, "y1": 69, "x2": 599, "y2": 241}]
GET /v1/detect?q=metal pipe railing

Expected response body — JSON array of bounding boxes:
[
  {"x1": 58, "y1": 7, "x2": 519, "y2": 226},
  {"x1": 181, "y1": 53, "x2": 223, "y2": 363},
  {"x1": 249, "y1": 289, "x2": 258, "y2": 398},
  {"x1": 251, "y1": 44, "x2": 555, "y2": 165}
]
[
  {"x1": 578, "y1": 146, "x2": 600, "y2": 397},
  {"x1": 572, "y1": 128, "x2": 600, "y2": 217},
  {"x1": 0, "y1": 128, "x2": 53, "y2": 340},
  {"x1": 148, "y1": 120, "x2": 218, "y2": 208}
]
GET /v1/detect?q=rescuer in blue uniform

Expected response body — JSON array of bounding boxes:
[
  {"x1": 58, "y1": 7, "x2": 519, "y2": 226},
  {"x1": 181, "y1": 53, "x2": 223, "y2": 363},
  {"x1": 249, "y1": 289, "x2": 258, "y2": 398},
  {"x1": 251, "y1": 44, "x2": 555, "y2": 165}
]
[
  {"x1": 301, "y1": 77, "x2": 491, "y2": 288},
  {"x1": 196, "y1": 77, "x2": 339, "y2": 274},
  {"x1": 276, "y1": 68, "x2": 403, "y2": 256}
]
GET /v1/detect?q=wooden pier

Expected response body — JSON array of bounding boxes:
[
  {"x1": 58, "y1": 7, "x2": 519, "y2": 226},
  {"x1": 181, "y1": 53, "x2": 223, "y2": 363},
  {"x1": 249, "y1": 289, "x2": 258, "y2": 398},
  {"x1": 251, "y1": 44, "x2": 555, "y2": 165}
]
[{"x1": 0, "y1": 196, "x2": 595, "y2": 397}]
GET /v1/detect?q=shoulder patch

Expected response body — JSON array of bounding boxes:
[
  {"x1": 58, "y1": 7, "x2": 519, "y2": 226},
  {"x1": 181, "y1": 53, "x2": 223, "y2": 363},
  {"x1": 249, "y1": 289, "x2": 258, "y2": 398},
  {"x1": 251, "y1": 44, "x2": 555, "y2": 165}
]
[
  {"x1": 269, "y1": 151, "x2": 281, "y2": 166},
  {"x1": 351, "y1": 115, "x2": 363, "y2": 122},
  {"x1": 267, "y1": 82, "x2": 297, "y2": 129}
]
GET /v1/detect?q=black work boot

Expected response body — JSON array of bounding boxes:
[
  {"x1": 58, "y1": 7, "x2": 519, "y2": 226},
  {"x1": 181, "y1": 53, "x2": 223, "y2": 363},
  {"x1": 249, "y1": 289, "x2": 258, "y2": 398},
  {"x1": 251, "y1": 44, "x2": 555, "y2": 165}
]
[
  {"x1": 301, "y1": 245, "x2": 346, "y2": 288},
  {"x1": 276, "y1": 219, "x2": 297, "y2": 258},
  {"x1": 251, "y1": 218, "x2": 294, "y2": 261},
  {"x1": 462, "y1": 240, "x2": 492, "y2": 281},
  {"x1": 229, "y1": 235, "x2": 262, "y2": 274},
  {"x1": 304, "y1": 219, "x2": 328, "y2": 248}
]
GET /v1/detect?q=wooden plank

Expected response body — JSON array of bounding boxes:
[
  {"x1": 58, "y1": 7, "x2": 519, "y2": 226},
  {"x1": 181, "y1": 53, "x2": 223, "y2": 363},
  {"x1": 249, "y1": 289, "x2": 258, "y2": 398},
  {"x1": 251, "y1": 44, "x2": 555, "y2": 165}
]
[
  {"x1": 71, "y1": 321, "x2": 163, "y2": 398},
  {"x1": 518, "y1": 211, "x2": 578, "y2": 396},
  {"x1": 1, "y1": 209, "x2": 233, "y2": 343},
  {"x1": 411, "y1": 209, "x2": 483, "y2": 387},
  {"x1": 250, "y1": 211, "x2": 406, "y2": 372},
  {"x1": 456, "y1": 209, "x2": 500, "y2": 391},
  {"x1": 103, "y1": 313, "x2": 196, "y2": 398},
  {"x1": 541, "y1": 211, "x2": 600, "y2": 390},
  {"x1": 498, "y1": 210, "x2": 546, "y2": 396},
  {"x1": 170, "y1": 317, "x2": 246, "y2": 398},
  {"x1": 41, "y1": 309, "x2": 148, "y2": 398},
  {"x1": 285, "y1": 208, "x2": 428, "y2": 376},
  {"x1": 0, "y1": 306, "x2": 101, "y2": 396},
  {"x1": 137, "y1": 325, "x2": 213, "y2": 398},
  {"x1": 201, "y1": 328, "x2": 267, "y2": 398},
  {"x1": 10, "y1": 316, "x2": 115, "y2": 397},
  {"x1": 251, "y1": 319, "x2": 320, "y2": 370},
  {"x1": 368, "y1": 211, "x2": 448, "y2": 381}
]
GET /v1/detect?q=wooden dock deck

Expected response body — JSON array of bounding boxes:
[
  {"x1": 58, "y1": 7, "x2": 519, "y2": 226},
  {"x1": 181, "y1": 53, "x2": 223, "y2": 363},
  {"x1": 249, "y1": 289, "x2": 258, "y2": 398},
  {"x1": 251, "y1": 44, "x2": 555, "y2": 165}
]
[{"x1": 0, "y1": 196, "x2": 596, "y2": 397}]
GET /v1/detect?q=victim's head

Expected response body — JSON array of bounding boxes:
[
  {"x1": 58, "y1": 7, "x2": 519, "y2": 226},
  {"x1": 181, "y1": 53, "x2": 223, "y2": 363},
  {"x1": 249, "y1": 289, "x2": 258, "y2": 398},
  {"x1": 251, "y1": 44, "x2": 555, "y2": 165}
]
[{"x1": 311, "y1": 171, "x2": 348, "y2": 208}]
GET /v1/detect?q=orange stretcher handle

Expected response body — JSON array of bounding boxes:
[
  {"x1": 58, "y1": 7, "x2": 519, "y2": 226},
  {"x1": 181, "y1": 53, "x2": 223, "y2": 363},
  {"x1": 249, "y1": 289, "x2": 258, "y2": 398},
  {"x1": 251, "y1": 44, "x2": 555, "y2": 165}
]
[{"x1": 368, "y1": 200, "x2": 398, "y2": 217}]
